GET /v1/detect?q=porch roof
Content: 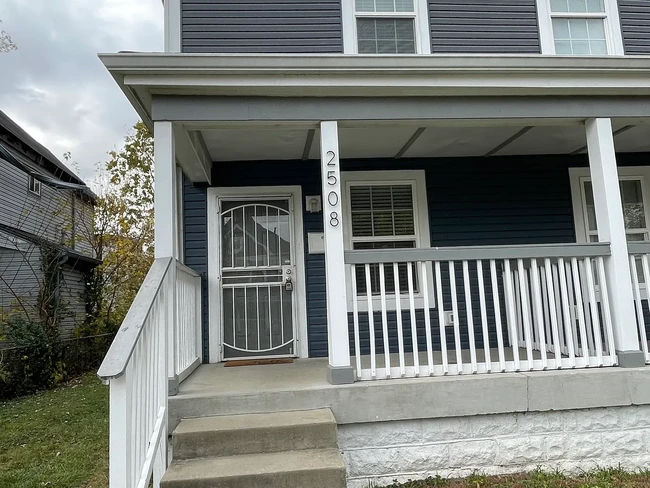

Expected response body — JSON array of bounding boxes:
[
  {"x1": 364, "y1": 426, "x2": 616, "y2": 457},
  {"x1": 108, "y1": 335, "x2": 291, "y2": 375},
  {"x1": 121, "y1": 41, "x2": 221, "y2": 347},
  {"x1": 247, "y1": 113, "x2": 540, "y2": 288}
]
[{"x1": 99, "y1": 53, "x2": 650, "y2": 182}]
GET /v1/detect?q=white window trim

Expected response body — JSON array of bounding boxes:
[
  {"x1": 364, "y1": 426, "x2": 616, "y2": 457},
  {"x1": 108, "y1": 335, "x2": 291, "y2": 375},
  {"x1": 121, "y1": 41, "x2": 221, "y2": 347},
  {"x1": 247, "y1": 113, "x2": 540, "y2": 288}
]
[
  {"x1": 341, "y1": 170, "x2": 434, "y2": 311},
  {"x1": 569, "y1": 166, "x2": 650, "y2": 244},
  {"x1": 28, "y1": 175, "x2": 41, "y2": 196},
  {"x1": 536, "y1": 0, "x2": 624, "y2": 55},
  {"x1": 342, "y1": 0, "x2": 431, "y2": 55}
]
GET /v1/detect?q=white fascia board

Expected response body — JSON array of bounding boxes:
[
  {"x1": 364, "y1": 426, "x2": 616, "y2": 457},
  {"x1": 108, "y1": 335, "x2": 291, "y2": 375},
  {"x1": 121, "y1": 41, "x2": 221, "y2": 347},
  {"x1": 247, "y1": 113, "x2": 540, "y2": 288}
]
[{"x1": 100, "y1": 53, "x2": 650, "y2": 123}]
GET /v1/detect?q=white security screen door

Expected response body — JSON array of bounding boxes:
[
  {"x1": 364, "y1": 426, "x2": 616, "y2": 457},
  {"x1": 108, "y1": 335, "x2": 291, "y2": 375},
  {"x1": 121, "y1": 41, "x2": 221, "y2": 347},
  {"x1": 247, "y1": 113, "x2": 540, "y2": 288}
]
[{"x1": 219, "y1": 198, "x2": 297, "y2": 359}]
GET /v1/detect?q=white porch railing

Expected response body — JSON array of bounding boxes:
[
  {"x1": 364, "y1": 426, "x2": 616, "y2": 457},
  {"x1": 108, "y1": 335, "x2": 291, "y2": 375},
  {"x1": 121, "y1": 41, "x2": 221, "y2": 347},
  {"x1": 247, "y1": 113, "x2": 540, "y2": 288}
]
[
  {"x1": 173, "y1": 261, "x2": 203, "y2": 383},
  {"x1": 345, "y1": 243, "x2": 617, "y2": 381},
  {"x1": 628, "y1": 242, "x2": 650, "y2": 364},
  {"x1": 97, "y1": 257, "x2": 202, "y2": 488}
]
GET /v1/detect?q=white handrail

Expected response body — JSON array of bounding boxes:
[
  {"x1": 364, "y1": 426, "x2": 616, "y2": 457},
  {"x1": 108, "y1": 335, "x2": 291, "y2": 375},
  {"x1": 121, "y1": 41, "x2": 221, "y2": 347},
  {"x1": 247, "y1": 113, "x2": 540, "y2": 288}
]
[
  {"x1": 98, "y1": 256, "x2": 203, "y2": 488},
  {"x1": 98, "y1": 257, "x2": 173, "y2": 380}
]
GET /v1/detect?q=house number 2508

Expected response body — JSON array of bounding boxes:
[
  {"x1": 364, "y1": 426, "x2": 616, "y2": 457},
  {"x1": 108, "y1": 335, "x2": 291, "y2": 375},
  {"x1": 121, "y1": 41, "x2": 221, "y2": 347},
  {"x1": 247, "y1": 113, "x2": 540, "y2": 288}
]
[{"x1": 326, "y1": 150, "x2": 340, "y2": 227}]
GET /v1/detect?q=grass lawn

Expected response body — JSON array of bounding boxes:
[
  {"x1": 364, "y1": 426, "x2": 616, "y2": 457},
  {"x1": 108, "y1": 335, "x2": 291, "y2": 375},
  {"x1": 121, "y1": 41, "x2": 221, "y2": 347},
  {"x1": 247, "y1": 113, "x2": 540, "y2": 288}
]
[
  {"x1": 384, "y1": 469, "x2": 650, "y2": 488},
  {"x1": 0, "y1": 372, "x2": 109, "y2": 488}
]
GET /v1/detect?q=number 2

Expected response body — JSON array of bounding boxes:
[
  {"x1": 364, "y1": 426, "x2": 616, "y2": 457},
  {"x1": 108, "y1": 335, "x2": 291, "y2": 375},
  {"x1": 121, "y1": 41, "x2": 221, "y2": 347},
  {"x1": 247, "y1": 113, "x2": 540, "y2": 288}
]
[{"x1": 326, "y1": 151, "x2": 336, "y2": 167}]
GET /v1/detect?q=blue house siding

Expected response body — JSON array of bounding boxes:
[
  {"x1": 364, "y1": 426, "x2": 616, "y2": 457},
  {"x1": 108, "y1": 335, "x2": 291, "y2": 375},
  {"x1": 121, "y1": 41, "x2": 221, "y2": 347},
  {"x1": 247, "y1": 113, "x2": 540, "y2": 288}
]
[
  {"x1": 428, "y1": 0, "x2": 541, "y2": 54},
  {"x1": 183, "y1": 154, "x2": 649, "y2": 361},
  {"x1": 181, "y1": 0, "x2": 343, "y2": 53}
]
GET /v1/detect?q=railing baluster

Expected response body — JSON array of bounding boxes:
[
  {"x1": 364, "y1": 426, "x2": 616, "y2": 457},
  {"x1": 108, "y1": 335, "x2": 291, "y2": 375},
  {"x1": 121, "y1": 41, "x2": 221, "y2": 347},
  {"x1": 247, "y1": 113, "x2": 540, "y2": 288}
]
[
  {"x1": 489, "y1": 260, "x2": 506, "y2": 372},
  {"x1": 517, "y1": 259, "x2": 534, "y2": 369},
  {"x1": 393, "y1": 263, "x2": 406, "y2": 377},
  {"x1": 448, "y1": 261, "x2": 463, "y2": 373},
  {"x1": 579, "y1": 260, "x2": 596, "y2": 356},
  {"x1": 407, "y1": 262, "x2": 420, "y2": 376},
  {"x1": 530, "y1": 259, "x2": 548, "y2": 369},
  {"x1": 557, "y1": 258, "x2": 576, "y2": 366},
  {"x1": 378, "y1": 263, "x2": 391, "y2": 377},
  {"x1": 630, "y1": 254, "x2": 648, "y2": 360},
  {"x1": 596, "y1": 256, "x2": 616, "y2": 360},
  {"x1": 476, "y1": 260, "x2": 492, "y2": 373},
  {"x1": 435, "y1": 261, "x2": 449, "y2": 374},
  {"x1": 570, "y1": 258, "x2": 590, "y2": 365},
  {"x1": 503, "y1": 259, "x2": 520, "y2": 371},
  {"x1": 350, "y1": 264, "x2": 362, "y2": 379},
  {"x1": 462, "y1": 260, "x2": 478, "y2": 373},
  {"x1": 419, "y1": 262, "x2": 435, "y2": 376},
  {"x1": 639, "y1": 254, "x2": 650, "y2": 362},
  {"x1": 364, "y1": 263, "x2": 377, "y2": 379},
  {"x1": 544, "y1": 258, "x2": 563, "y2": 367},
  {"x1": 540, "y1": 265, "x2": 553, "y2": 354},
  {"x1": 583, "y1": 257, "x2": 604, "y2": 366}
]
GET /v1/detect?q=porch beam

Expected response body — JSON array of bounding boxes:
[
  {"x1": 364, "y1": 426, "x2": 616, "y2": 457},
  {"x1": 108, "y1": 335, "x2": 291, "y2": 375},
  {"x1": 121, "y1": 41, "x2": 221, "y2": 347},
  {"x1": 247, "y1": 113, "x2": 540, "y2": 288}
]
[
  {"x1": 173, "y1": 125, "x2": 212, "y2": 184},
  {"x1": 152, "y1": 95, "x2": 650, "y2": 123},
  {"x1": 320, "y1": 121, "x2": 354, "y2": 385},
  {"x1": 585, "y1": 118, "x2": 644, "y2": 367}
]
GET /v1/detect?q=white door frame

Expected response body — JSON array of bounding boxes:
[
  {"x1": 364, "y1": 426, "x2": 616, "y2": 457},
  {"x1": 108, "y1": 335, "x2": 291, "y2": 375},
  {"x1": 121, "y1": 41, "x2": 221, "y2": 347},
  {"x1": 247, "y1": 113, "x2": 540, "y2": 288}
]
[{"x1": 207, "y1": 185, "x2": 308, "y2": 363}]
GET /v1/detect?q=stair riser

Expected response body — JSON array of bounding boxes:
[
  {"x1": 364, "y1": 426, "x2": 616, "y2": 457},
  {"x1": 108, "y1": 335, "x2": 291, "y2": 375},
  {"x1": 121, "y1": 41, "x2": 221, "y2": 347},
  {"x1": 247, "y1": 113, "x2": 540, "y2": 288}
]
[
  {"x1": 173, "y1": 423, "x2": 338, "y2": 459},
  {"x1": 161, "y1": 468, "x2": 346, "y2": 488}
]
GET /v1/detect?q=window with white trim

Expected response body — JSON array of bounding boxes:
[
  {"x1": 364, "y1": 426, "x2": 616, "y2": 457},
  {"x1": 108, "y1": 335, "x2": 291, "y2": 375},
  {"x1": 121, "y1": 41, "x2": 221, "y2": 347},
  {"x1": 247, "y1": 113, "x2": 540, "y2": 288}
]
[
  {"x1": 343, "y1": 170, "x2": 432, "y2": 303},
  {"x1": 28, "y1": 175, "x2": 41, "y2": 196},
  {"x1": 569, "y1": 167, "x2": 650, "y2": 244},
  {"x1": 537, "y1": 0, "x2": 624, "y2": 55},
  {"x1": 343, "y1": 0, "x2": 431, "y2": 54}
]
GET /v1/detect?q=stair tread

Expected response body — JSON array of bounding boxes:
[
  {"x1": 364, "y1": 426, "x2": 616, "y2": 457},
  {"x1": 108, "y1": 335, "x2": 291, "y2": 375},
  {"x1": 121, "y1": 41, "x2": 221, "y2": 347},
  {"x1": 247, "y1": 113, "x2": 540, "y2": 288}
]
[
  {"x1": 163, "y1": 448, "x2": 345, "y2": 482},
  {"x1": 174, "y1": 408, "x2": 335, "y2": 435}
]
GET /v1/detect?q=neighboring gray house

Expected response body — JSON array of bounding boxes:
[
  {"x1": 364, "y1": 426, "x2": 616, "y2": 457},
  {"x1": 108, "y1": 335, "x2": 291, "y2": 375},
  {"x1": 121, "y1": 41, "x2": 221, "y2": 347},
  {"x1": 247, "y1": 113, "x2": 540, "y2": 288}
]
[
  {"x1": 98, "y1": 2, "x2": 650, "y2": 488},
  {"x1": 0, "y1": 110, "x2": 98, "y2": 342}
]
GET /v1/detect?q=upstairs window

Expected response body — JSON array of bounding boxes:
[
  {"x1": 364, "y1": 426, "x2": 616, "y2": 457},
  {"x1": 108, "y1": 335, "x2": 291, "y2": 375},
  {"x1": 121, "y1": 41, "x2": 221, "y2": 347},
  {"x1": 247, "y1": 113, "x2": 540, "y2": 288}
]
[
  {"x1": 28, "y1": 175, "x2": 41, "y2": 196},
  {"x1": 343, "y1": 0, "x2": 431, "y2": 54},
  {"x1": 537, "y1": 0, "x2": 624, "y2": 55}
]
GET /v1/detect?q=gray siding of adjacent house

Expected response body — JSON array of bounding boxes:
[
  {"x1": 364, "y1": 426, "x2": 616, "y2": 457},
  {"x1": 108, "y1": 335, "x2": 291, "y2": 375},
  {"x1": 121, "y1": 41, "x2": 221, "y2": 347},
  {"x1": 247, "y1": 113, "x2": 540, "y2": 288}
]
[
  {"x1": 428, "y1": 0, "x2": 541, "y2": 53},
  {"x1": 618, "y1": 0, "x2": 650, "y2": 55},
  {"x1": 0, "y1": 158, "x2": 71, "y2": 246},
  {"x1": 0, "y1": 244, "x2": 42, "y2": 322},
  {"x1": 181, "y1": 0, "x2": 343, "y2": 53},
  {"x1": 59, "y1": 265, "x2": 87, "y2": 338}
]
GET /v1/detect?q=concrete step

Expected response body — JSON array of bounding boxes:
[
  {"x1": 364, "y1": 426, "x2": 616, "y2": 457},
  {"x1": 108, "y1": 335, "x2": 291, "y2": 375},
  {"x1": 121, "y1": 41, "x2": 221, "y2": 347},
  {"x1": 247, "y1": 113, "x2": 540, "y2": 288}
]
[
  {"x1": 172, "y1": 408, "x2": 337, "y2": 459},
  {"x1": 160, "y1": 448, "x2": 346, "y2": 488}
]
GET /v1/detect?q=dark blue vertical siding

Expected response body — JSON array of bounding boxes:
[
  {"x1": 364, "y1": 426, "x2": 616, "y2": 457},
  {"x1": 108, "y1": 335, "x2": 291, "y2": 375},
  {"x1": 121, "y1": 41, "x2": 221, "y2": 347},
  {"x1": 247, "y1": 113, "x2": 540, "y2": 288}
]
[{"x1": 183, "y1": 154, "x2": 648, "y2": 360}]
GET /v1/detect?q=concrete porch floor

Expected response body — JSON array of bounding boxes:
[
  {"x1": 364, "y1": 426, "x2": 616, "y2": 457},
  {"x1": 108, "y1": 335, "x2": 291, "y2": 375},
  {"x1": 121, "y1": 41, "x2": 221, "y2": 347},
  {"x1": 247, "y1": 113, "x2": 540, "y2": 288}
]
[{"x1": 169, "y1": 353, "x2": 650, "y2": 432}]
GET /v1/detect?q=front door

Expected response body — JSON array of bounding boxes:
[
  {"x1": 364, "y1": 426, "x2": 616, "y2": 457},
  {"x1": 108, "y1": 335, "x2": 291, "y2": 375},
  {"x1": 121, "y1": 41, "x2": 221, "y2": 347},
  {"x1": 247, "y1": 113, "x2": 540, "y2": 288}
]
[{"x1": 219, "y1": 198, "x2": 297, "y2": 360}]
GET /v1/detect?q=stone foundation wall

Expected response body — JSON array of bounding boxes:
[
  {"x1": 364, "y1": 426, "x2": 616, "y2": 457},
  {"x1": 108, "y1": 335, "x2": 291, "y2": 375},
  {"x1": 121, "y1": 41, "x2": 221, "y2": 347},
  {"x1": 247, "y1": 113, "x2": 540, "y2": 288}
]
[{"x1": 339, "y1": 405, "x2": 650, "y2": 487}]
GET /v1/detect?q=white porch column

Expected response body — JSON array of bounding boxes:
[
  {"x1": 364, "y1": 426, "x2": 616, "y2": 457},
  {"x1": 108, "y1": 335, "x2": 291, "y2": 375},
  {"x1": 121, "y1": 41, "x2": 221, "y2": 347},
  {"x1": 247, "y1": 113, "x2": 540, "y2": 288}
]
[
  {"x1": 586, "y1": 118, "x2": 644, "y2": 367},
  {"x1": 154, "y1": 121, "x2": 181, "y2": 393},
  {"x1": 320, "y1": 121, "x2": 355, "y2": 384}
]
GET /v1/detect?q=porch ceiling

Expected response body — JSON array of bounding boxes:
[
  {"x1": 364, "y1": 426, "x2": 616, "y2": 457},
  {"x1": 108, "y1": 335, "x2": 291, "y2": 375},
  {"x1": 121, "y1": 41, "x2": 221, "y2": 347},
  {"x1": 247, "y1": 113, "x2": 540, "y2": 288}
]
[{"x1": 199, "y1": 120, "x2": 650, "y2": 162}]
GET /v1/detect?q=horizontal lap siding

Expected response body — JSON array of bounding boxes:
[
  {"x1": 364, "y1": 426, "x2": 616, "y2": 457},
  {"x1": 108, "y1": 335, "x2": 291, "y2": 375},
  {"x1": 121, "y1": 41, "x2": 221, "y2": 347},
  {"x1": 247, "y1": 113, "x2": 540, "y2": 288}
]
[
  {"x1": 59, "y1": 266, "x2": 87, "y2": 339},
  {"x1": 181, "y1": 0, "x2": 343, "y2": 53},
  {"x1": 188, "y1": 156, "x2": 580, "y2": 359},
  {"x1": 618, "y1": 0, "x2": 650, "y2": 55},
  {"x1": 428, "y1": 0, "x2": 541, "y2": 53}
]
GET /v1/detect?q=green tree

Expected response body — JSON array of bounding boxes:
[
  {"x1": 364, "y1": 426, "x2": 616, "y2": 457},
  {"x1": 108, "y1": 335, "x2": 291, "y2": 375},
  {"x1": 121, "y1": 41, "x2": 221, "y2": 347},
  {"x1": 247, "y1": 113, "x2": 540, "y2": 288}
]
[{"x1": 81, "y1": 122, "x2": 154, "y2": 334}]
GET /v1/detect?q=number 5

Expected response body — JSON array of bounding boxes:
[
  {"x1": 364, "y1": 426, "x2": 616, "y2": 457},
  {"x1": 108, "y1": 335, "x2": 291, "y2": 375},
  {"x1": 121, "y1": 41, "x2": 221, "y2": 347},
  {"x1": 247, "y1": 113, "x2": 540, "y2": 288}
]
[{"x1": 327, "y1": 171, "x2": 337, "y2": 185}]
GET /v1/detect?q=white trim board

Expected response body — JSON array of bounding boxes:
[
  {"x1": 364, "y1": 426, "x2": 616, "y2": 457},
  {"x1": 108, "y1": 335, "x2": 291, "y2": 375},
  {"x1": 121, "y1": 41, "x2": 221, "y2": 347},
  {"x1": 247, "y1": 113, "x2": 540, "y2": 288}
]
[{"x1": 207, "y1": 185, "x2": 308, "y2": 363}]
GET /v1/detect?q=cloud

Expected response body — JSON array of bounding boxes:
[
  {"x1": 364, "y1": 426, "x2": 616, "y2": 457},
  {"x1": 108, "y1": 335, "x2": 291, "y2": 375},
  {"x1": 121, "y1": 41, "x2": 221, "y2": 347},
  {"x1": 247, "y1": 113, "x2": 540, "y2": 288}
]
[{"x1": 0, "y1": 0, "x2": 163, "y2": 182}]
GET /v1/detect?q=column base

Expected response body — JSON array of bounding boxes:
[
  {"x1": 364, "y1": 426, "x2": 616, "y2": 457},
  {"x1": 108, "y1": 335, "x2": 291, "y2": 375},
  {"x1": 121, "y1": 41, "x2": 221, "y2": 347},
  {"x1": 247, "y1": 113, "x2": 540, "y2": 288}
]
[
  {"x1": 168, "y1": 375, "x2": 179, "y2": 396},
  {"x1": 327, "y1": 365, "x2": 356, "y2": 385},
  {"x1": 616, "y1": 350, "x2": 646, "y2": 368}
]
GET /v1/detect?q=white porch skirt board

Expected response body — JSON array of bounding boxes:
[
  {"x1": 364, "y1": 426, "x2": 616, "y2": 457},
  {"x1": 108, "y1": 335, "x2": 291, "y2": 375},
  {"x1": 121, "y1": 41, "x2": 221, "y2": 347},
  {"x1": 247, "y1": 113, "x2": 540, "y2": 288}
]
[{"x1": 341, "y1": 404, "x2": 650, "y2": 488}]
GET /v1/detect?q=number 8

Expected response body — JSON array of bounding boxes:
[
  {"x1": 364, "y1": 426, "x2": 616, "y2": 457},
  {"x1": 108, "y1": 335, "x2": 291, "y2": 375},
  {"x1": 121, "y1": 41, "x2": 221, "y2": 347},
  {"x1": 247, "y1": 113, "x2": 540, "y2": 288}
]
[{"x1": 330, "y1": 212, "x2": 340, "y2": 227}]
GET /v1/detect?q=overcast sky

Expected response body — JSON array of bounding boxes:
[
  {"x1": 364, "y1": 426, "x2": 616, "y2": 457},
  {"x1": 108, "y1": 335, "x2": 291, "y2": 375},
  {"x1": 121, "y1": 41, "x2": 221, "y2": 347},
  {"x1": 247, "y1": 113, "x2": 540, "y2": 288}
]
[{"x1": 0, "y1": 0, "x2": 163, "y2": 182}]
